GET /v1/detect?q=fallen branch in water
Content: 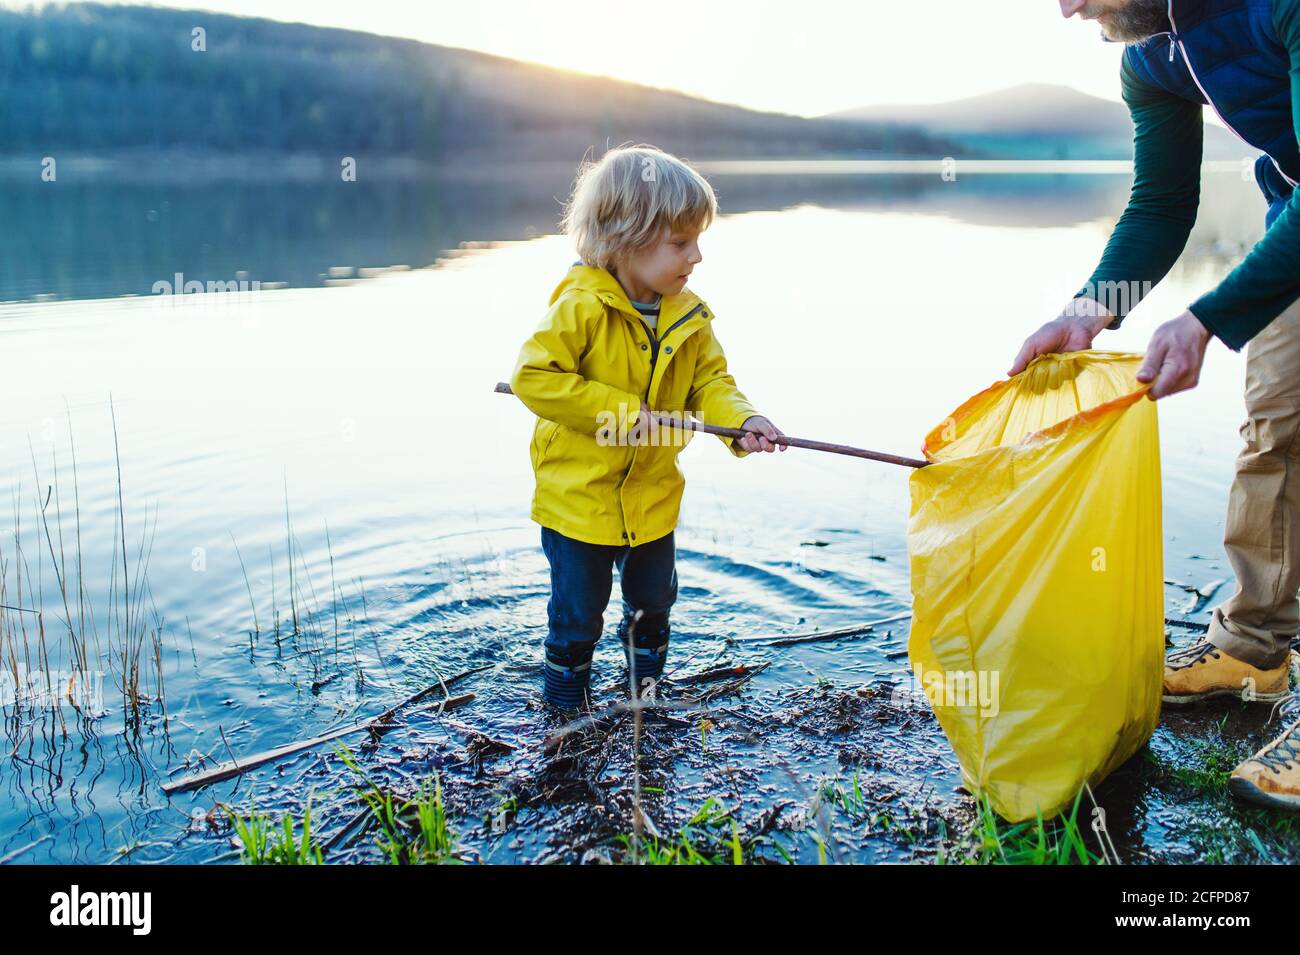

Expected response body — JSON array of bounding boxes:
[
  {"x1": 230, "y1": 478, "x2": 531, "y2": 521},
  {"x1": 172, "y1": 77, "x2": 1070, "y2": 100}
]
[
  {"x1": 600, "y1": 661, "x2": 757, "y2": 694},
  {"x1": 683, "y1": 662, "x2": 770, "y2": 705},
  {"x1": 1165, "y1": 579, "x2": 1226, "y2": 616},
  {"x1": 413, "y1": 692, "x2": 476, "y2": 715},
  {"x1": 729, "y1": 612, "x2": 913, "y2": 646},
  {"x1": 438, "y1": 716, "x2": 517, "y2": 756},
  {"x1": 0, "y1": 834, "x2": 51, "y2": 864},
  {"x1": 321, "y1": 801, "x2": 373, "y2": 856},
  {"x1": 766, "y1": 626, "x2": 874, "y2": 647},
  {"x1": 745, "y1": 800, "x2": 795, "y2": 842},
  {"x1": 161, "y1": 664, "x2": 493, "y2": 795},
  {"x1": 672, "y1": 664, "x2": 758, "y2": 687},
  {"x1": 1165, "y1": 617, "x2": 1210, "y2": 632}
]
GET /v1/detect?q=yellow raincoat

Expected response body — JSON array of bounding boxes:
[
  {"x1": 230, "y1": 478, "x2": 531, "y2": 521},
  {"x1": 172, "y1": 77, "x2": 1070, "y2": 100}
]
[{"x1": 510, "y1": 264, "x2": 759, "y2": 547}]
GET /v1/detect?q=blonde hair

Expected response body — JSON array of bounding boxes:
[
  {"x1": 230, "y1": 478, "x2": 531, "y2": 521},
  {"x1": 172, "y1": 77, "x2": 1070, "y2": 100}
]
[{"x1": 560, "y1": 143, "x2": 718, "y2": 271}]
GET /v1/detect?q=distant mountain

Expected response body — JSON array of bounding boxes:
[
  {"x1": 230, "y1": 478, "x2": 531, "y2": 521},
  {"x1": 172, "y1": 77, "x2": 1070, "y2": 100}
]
[
  {"x1": 0, "y1": 3, "x2": 962, "y2": 165},
  {"x1": 827, "y1": 83, "x2": 1251, "y2": 161}
]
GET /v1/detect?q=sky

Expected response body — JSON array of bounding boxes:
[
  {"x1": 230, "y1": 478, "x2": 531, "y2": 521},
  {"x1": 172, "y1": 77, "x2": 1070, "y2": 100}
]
[{"x1": 9, "y1": 0, "x2": 1130, "y2": 115}]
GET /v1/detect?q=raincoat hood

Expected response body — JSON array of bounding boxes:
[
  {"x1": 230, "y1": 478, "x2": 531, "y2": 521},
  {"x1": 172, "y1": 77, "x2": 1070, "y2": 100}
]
[{"x1": 549, "y1": 263, "x2": 708, "y2": 331}]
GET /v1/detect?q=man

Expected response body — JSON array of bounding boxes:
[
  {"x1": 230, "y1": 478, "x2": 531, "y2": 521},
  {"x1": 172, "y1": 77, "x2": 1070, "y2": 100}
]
[{"x1": 1011, "y1": 0, "x2": 1300, "y2": 810}]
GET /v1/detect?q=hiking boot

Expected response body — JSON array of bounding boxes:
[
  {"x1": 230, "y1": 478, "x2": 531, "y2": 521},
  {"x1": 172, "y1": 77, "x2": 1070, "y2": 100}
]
[
  {"x1": 1229, "y1": 696, "x2": 1300, "y2": 811},
  {"x1": 1162, "y1": 639, "x2": 1291, "y2": 705}
]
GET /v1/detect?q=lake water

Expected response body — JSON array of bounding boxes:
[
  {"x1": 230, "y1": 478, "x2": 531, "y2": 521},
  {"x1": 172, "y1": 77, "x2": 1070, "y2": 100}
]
[{"x1": 1, "y1": 163, "x2": 1293, "y2": 863}]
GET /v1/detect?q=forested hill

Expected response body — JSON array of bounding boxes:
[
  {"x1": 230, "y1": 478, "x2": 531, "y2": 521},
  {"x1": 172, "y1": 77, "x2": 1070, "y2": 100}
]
[{"x1": 0, "y1": 3, "x2": 961, "y2": 162}]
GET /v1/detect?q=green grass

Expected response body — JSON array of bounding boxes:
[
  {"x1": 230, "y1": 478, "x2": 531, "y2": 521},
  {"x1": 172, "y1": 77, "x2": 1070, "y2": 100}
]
[
  {"x1": 1163, "y1": 737, "x2": 1257, "y2": 795},
  {"x1": 614, "y1": 797, "x2": 773, "y2": 864},
  {"x1": 938, "y1": 787, "x2": 1102, "y2": 865},
  {"x1": 411, "y1": 776, "x2": 459, "y2": 863},
  {"x1": 821, "y1": 767, "x2": 868, "y2": 819},
  {"x1": 819, "y1": 768, "x2": 944, "y2": 849},
  {"x1": 1140, "y1": 721, "x2": 1300, "y2": 863},
  {"x1": 225, "y1": 792, "x2": 323, "y2": 864},
  {"x1": 336, "y1": 742, "x2": 463, "y2": 864},
  {"x1": 1181, "y1": 799, "x2": 1299, "y2": 863}
]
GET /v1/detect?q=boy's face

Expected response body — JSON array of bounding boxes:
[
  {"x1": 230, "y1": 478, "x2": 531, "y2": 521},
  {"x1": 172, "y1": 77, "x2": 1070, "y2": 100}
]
[{"x1": 623, "y1": 221, "x2": 704, "y2": 298}]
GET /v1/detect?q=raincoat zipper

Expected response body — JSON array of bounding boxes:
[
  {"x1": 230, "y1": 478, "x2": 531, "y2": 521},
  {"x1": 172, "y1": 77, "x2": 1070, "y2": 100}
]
[
  {"x1": 618, "y1": 302, "x2": 707, "y2": 532},
  {"x1": 635, "y1": 316, "x2": 659, "y2": 401},
  {"x1": 1166, "y1": 0, "x2": 1299, "y2": 188},
  {"x1": 636, "y1": 303, "x2": 704, "y2": 402}
]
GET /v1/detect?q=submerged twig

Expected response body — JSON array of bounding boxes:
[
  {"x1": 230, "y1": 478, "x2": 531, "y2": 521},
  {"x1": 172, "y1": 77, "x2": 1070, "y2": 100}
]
[
  {"x1": 672, "y1": 663, "x2": 760, "y2": 686},
  {"x1": 682, "y1": 661, "x2": 770, "y2": 705},
  {"x1": 161, "y1": 664, "x2": 492, "y2": 795},
  {"x1": 1165, "y1": 617, "x2": 1210, "y2": 632},
  {"x1": 0, "y1": 833, "x2": 51, "y2": 864},
  {"x1": 766, "y1": 626, "x2": 874, "y2": 647},
  {"x1": 730, "y1": 612, "x2": 912, "y2": 646}
]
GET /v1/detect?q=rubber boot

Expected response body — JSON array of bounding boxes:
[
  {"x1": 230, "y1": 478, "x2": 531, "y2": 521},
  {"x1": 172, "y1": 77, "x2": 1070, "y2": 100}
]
[
  {"x1": 617, "y1": 610, "x2": 670, "y2": 699},
  {"x1": 543, "y1": 642, "x2": 594, "y2": 712}
]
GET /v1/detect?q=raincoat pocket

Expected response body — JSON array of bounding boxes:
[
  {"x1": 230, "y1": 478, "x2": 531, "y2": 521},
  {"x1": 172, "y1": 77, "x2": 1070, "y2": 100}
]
[
  {"x1": 907, "y1": 351, "x2": 1164, "y2": 823},
  {"x1": 530, "y1": 418, "x2": 560, "y2": 471}
]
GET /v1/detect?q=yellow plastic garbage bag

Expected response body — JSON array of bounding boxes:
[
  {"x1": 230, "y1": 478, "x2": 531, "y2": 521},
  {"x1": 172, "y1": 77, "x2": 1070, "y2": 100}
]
[{"x1": 907, "y1": 351, "x2": 1164, "y2": 823}]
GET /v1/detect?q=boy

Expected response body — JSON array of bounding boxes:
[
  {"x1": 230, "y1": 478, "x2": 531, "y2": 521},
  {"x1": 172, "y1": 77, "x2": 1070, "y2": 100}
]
[{"x1": 510, "y1": 143, "x2": 785, "y2": 713}]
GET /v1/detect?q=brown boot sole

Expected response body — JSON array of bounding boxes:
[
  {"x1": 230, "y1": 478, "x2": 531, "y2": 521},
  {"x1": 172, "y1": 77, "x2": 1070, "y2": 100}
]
[
  {"x1": 1229, "y1": 775, "x2": 1300, "y2": 811},
  {"x1": 1161, "y1": 686, "x2": 1291, "y2": 705}
]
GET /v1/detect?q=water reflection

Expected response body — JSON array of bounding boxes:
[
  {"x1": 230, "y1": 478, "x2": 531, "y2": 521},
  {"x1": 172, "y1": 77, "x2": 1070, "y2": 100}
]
[{"x1": 0, "y1": 162, "x2": 1262, "y2": 303}]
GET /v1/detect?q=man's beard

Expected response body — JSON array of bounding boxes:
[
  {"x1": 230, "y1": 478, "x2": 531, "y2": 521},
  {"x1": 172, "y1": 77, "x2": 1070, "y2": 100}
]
[{"x1": 1097, "y1": 0, "x2": 1172, "y2": 43}]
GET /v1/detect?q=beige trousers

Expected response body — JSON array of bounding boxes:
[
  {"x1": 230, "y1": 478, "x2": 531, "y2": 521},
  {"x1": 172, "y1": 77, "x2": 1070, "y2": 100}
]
[{"x1": 1207, "y1": 295, "x2": 1300, "y2": 670}]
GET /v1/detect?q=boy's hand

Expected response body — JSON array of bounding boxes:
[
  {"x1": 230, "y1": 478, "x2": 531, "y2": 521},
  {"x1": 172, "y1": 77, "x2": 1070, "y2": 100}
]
[
  {"x1": 737, "y1": 415, "x2": 786, "y2": 453},
  {"x1": 629, "y1": 407, "x2": 654, "y2": 446}
]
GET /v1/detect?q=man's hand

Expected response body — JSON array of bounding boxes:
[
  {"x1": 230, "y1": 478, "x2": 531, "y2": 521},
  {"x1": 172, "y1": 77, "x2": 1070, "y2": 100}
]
[
  {"x1": 737, "y1": 415, "x2": 786, "y2": 454},
  {"x1": 1008, "y1": 297, "x2": 1116, "y2": 377},
  {"x1": 1136, "y1": 311, "x2": 1212, "y2": 400}
]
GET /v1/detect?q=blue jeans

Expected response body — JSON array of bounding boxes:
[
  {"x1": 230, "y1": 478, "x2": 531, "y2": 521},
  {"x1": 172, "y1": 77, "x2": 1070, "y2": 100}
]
[{"x1": 539, "y1": 526, "x2": 678, "y2": 708}]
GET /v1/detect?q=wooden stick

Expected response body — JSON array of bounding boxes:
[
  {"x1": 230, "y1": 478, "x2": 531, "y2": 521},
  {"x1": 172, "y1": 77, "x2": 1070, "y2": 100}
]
[
  {"x1": 412, "y1": 692, "x2": 476, "y2": 714},
  {"x1": 682, "y1": 661, "x2": 769, "y2": 704},
  {"x1": 729, "y1": 612, "x2": 913, "y2": 644},
  {"x1": 0, "y1": 834, "x2": 51, "y2": 865},
  {"x1": 161, "y1": 664, "x2": 492, "y2": 795},
  {"x1": 494, "y1": 383, "x2": 928, "y2": 469},
  {"x1": 766, "y1": 625, "x2": 875, "y2": 647},
  {"x1": 320, "y1": 797, "x2": 374, "y2": 856},
  {"x1": 671, "y1": 664, "x2": 758, "y2": 687}
]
